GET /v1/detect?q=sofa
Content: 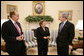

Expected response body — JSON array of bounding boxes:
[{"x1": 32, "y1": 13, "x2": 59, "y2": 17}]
[{"x1": 72, "y1": 48, "x2": 83, "y2": 55}]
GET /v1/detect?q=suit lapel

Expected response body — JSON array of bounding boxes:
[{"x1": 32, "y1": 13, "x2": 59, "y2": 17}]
[
  {"x1": 58, "y1": 21, "x2": 69, "y2": 33},
  {"x1": 40, "y1": 27, "x2": 46, "y2": 35},
  {"x1": 61, "y1": 21, "x2": 69, "y2": 32},
  {"x1": 58, "y1": 23, "x2": 61, "y2": 33},
  {"x1": 9, "y1": 20, "x2": 20, "y2": 35},
  {"x1": 40, "y1": 26, "x2": 44, "y2": 32}
]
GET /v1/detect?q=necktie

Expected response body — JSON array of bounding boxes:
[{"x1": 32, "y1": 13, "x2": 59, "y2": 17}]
[
  {"x1": 14, "y1": 23, "x2": 21, "y2": 35},
  {"x1": 59, "y1": 22, "x2": 64, "y2": 32}
]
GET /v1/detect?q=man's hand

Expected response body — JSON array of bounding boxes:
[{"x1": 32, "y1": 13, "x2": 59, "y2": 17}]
[
  {"x1": 16, "y1": 35, "x2": 23, "y2": 41},
  {"x1": 21, "y1": 35, "x2": 24, "y2": 40},
  {"x1": 44, "y1": 37, "x2": 49, "y2": 39},
  {"x1": 46, "y1": 37, "x2": 49, "y2": 39}
]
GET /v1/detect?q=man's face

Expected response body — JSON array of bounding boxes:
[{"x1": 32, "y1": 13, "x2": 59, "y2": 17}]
[
  {"x1": 12, "y1": 12, "x2": 19, "y2": 22},
  {"x1": 59, "y1": 15, "x2": 66, "y2": 22}
]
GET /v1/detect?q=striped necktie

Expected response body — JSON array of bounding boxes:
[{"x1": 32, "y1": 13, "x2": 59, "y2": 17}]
[
  {"x1": 59, "y1": 22, "x2": 64, "y2": 32},
  {"x1": 14, "y1": 22, "x2": 21, "y2": 35}
]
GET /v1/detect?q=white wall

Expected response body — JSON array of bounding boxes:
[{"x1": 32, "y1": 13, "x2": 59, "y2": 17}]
[
  {"x1": 45, "y1": 1, "x2": 83, "y2": 30},
  {"x1": 1, "y1": 1, "x2": 83, "y2": 37},
  {"x1": 1, "y1": 1, "x2": 32, "y2": 31}
]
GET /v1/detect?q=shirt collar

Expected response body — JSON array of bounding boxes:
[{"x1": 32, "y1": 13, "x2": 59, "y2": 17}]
[
  {"x1": 63, "y1": 20, "x2": 67, "y2": 25},
  {"x1": 10, "y1": 18, "x2": 16, "y2": 24}
]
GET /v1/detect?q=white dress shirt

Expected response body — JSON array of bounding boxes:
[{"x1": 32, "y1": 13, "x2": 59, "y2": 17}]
[{"x1": 62, "y1": 20, "x2": 67, "y2": 27}]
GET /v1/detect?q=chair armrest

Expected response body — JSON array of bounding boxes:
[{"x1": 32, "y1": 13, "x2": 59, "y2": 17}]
[
  {"x1": 69, "y1": 45, "x2": 73, "y2": 49},
  {"x1": 1, "y1": 50, "x2": 9, "y2": 55},
  {"x1": 25, "y1": 41, "x2": 28, "y2": 48},
  {"x1": 69, "y1": 45, "x2": 73, "y2": 55},
  {"x1": 33, "y1": 37, "x2": 37, "y2": 40}
]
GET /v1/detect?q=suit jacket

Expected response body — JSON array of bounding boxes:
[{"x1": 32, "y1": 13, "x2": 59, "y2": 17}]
[
  {"x1": 56, "y1": 21, "x2": 75, "y2": 45},
  {"x1": 36, "y1": 26, "x2": 50, "y2": 43},
  {"x1": 1, "y1": 19, "x2": 26, "y2": 53}
]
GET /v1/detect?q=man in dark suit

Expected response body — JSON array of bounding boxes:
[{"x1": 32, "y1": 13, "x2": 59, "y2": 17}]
[
  {"x1": 1, "y1": 11, "x2": 26, "y2": 55},
  {"x1": 56, "y1": 13, "x2": 75, "y2": 55}
]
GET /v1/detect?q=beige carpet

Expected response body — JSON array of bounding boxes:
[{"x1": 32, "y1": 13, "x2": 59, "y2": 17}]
[{"x1": 27, "y1": 46, "x2": 57, "y2": 55}]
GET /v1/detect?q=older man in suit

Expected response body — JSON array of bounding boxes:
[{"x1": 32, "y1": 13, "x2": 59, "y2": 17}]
[
  {"x1": 1, "y1": 11, "x2": 26, "y2": 55},
  {"x1": 56, "y1": 13, "x2": 75, "y2": 55}
]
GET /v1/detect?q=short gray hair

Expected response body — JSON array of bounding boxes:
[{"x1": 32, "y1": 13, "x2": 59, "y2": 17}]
[{"x1": 62, "y1": 12, "x2": 69, "y2": 19}]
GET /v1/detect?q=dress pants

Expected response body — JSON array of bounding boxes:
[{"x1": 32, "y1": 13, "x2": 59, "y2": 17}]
[
  {"x1": 37, "y1": 40, "x2": 48, "y2": 55},
  {"x1": 57, "y1": 42, "x2": 69, "y2": 55},
  {"x1": 6, "y1": 43, "x2": 26, "y2": 55}
]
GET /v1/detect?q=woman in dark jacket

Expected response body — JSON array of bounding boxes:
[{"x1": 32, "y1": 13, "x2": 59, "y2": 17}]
[{"x1": 36, "y1": 20, "x2": 50, "y2": 55}]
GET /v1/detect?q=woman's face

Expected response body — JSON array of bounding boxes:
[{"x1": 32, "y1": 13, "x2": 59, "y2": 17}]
[{"x1": 41, "y1": 21, "x2": 46, "y2": 27}]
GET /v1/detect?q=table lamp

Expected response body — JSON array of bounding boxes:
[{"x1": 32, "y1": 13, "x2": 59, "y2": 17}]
[{"x1": 75, "y1": 20, "x2": 83, "y2": 40}]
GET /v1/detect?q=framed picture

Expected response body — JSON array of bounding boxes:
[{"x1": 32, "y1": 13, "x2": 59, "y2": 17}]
[
  {"x1": 7, "y1": 4, "x2": 17, "y2": 14},
  {"x1": 32, "y1": 1, "x2": 45, "y2": 16},
  {"x1": 58, "y1": 10, "x2": 72, "y2": 20}
]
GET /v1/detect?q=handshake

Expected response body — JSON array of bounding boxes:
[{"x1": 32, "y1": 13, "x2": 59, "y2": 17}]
[{"x1": 16, "y1": 34, "x2": 24, "y2": 41}]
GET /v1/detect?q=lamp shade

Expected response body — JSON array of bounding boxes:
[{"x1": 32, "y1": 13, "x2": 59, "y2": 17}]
[{"x1": 75, "y1": 20, "x2": 83, "y2": 30}]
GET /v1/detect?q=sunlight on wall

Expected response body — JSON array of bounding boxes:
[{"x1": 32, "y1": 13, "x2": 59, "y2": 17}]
[{"x1": 1, "y1": 1, "x2": 83, "y2": 38}]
